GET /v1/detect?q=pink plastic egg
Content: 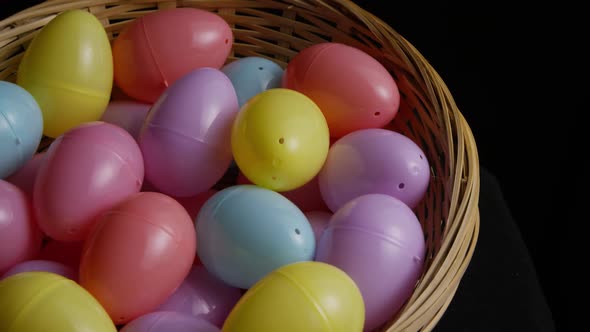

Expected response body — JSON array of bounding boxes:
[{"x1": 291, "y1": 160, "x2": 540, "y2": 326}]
[
  {"x1": 100, "y1": 100, "x2": 151, "y2": 140},
  {"x1": 79, "y1": 192, "x2": 196, "y2": 325},
  {"x1": 6, "y1": 152, "x2": 46, "y2": 199},
  {"x1": 139, "y1": 68, "x2": 238, "y2": 197},
  {"x1": 283, "y1": 42, "x2": 400, "y2": 138},
  {"x1": 0, "y1": 180, "x2": 42, "y2": 274},
  {"x1": 34, "y1": 122, "x2": 144, "y2": 242},
  {"x1": 1, "y1": 259, "x2": 77, "y2": 281},
  {"x1": 113, "y1": 7, "x2": 233, "y2": 103},
  {"x1": 156, "y1": 265, "x2": 242, "y2": 327},
  {"x1": 37, "y1": 239, "x2": 83, "y2": 269},
  {"x1": 237, "y1": 172, "x2": 329, "y2": 212},
  {"x1": 319, "y1": 128, "x2": 430, "y2": 212},
  {"x1": 315, "y1": 194, "x2": 426, "y2": 331}
]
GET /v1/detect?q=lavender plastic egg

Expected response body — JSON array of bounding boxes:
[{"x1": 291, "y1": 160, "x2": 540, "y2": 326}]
[
  {"x1": 120, "y1": 311, "x2": 220, "y2": 332},
  {"x1": 156, "y1": 265, "x2": 242, "y2": 327},
  {"x1": 100, "y1": 100, "x2": 151, "y2": 140},
  {"x1": 139, "y1": 68, "x2": 238, "y2": 197},
  {"x1": 315, "y1": 194, "x2": 426, "y2": 331},
  {"x1": 1, "y1": 260, "x2": 77, "y2": 281},
  {"x1": 318, "y1": 128, "x2": 430, "y2": 212}
]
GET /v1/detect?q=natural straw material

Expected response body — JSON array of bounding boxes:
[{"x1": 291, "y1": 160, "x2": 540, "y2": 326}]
[{"x1": 0, "y1": 1, "x2": 480, "y2": 331}]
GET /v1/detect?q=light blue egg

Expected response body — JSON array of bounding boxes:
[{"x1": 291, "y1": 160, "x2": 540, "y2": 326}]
[
  {"x1": 195, "y1": 184, "x2": 315, "y2": 289},
  {"x1": 0, "y1": 81, "x2": 43, "y2": 179},
  {"x1": 221, "y1": 57, "x2": 284, "y2": 108}
]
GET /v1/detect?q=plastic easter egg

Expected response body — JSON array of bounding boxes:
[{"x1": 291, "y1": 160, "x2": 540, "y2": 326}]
[
  {"x1": 175, "y1": 190, "x2": 218, "y2": 220},
  {"x1": 283, "y1": 42, "x2": 400, "y2": 138},
  {"x1": 121, "y1": 311, "x2": 220, "y2": 332},
  {"x1": 80, "y1": 192, "x2": 196, "y2": 325},
  {"x1": 0, "y1": 272, "x2": 117, "y2": 332},
  {"x1": 222, "y1": 261, "x2": 365, "y2": 332},
  {"x1": 100, "y1": 100, "x2": 151, "y2": 140},
  {"x1": 6, "y1": 152, "x2": 45, "y2": 199},
  {"x1": 319, "y1": 128, "x2": 430, "y2": 212},
  {"x1": 231, "y1": 89, "x2": 329, "y2": 192},
  {"x1": 113, "y1": 8, "x2": 233, "y2": 103},
  {"x1": 237, "y1": 172, "x2": 328, "y2": 212},
  {"x1": 196, "y1": 185, "x2": 315, "y2": 289},
  {"x1": 0, "y1": 180, "x2": 42, "y2": 275},
  {"x1": 37, "y1": 239, "x2": 84, "y2": 269},
  {"x1": 2, "y1": 259, "x2": 77, "y2": 281},
  {"x1": 303, "y1": 210, "x2": 332, "y2": 247},
  {"x1": 156, "y1": 265, "x2": 242, "y2": 327},
  {"x1": 221, "y1": 57, "x2": 284, "y2": 107},
  {"x1": 0, "y1": 81, "x2": 43, "y2": 179},
  {"x1": 315, "y1": 194, "x2": 426, "y2": 331},
  {"x1": 139, "y1": 68, "x2": 238, "y2": 197},
  {"x1": 17, "y1": 10, "x2": 113, "y2": 138},
  {"x1": 34, "y1": 121, "x2": 144, "y2": 241}
]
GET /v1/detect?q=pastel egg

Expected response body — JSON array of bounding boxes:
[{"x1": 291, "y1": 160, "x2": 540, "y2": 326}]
[
  {"x1": 6, "y1": 151, "x2": 46, "y2": 199},
  {"x1": 1, "y1": 259, "x2": 77, "y2": 281},
  {"x1": 196, "y1": 185, "x2": 315, "y2": 289},
  {"x1": 34, "y1": 121, "x2": 144, "y2": 241},
  {"x1": 121, "y1": 311, "x2": 220, "y2": 332},
  {"x1": 156, "y1": 265, "x2": 242, "y2": 327},
  {"x1": 315, "y1": 194, "x2": 426, "y2": 331},
  {"x1": 319, "y1": 128, "x2": 430, "y2": 212},
  {"x1": 139, "y1": 68, "x2": 238, "y2": 197},
  {"x1": 0, "y1": 81, "x2": 43, "y2": 179},
  {"x1": 0, "y1": 180, "x2": 42, "y2": 275},
  {"x1": 231, "y1": 89, "x2": 329, "y2": 192},
  {"x1": 100, "y1": 100, "x2": 151, "y2": 140},
  {"x1": 17, "y1": 10, "x2": 113, "y2": 138},
  {"x1": 222, "y1": 261, "x2": 365, "y2": 332},
  {"x1": 79, "y1": 192, "x2": 196, "y2": 325},
  {"x1": 113, "y1": 7, "x2": 233, "y2": 103},
  {"x1": 283, "y1": 42, "x2": 400, "y2": 138},
  {"x1": 0, "y1": 272, "x2": 117, "y2": 332},
  {"x1": 221, "y1": 56, "x2": 284, "y2": 107}
]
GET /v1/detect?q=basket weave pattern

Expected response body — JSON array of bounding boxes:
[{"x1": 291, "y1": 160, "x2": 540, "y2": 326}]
[{"x1": 0, "y1": 1, "x2": 480, "y2": 331}]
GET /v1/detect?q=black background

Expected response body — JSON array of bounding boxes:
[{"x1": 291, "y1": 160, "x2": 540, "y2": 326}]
[{"x1": 2, "y1": 1, "x2": 564, "y2": 331}]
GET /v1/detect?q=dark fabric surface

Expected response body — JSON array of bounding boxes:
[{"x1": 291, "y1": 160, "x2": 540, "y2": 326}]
[{"x1": 1, "y1": 1, "x2": 561, "y2": 331}]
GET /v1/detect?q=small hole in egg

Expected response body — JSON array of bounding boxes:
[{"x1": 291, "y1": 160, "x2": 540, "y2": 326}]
[
  {"x1": 278, "y1": 137, "x2": 284, "y2": 144},
  {"x1": 295, "y1": 229, "x2": 301, "y2": 235},
  {"x1": 419, "y1": 154, "x2": 424, "y2": 159},
  {"x1": 258, "y1": 66, "x2": 264, "y2": 70},
  {"x1": 272, "y1": 176, "x2": 277, "y2": 180},
  {"x1": 224, "y1": 39, "x2": 229, "y2": 44},
  {"x1": 374, "y1": 111, "x2": 381, "y2": 116},
  {"x1": 398, "y1": 183, "x2": 405, "y2": 189}
]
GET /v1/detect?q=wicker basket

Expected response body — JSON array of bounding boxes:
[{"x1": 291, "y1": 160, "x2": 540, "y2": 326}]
[{"x1": 0, "y1": 1, "x2": 480, "y2": 331}]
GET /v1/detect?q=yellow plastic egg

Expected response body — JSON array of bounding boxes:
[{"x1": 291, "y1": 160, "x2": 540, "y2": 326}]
[
  {"x1": 0, "y1": 272, "x2": 117, "y2": 332},
  {"x1": 231, "y1": 88, "x2": 329, "y2": 191},
  {"x1": 17, "y1": 10, "x2": 113, "y2": 138},
  {"x1": 222, "y1": 261, "x2": 365, "y2": 332}
]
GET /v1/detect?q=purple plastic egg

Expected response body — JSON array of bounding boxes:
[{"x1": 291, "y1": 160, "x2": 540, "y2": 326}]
[
  {"x1": 120, "y1": 311, "x2": 220, "y2": 332},
  {"x1": 315, "y1": 194, "x2": 426, "y2": 331},
  {"x1": 156, "y1": 265, "x2": 242, "y2": 327},
  {"x1": 304, "y1": 210, "x2": 332, "y2": 247},
  {"x1": 139, "y1": 68, "x2": 238, "y2": 197},
  {"x1": 1, "y1": 259, "x2": 77, "y2": 281},
  {"x1": 100, "y1": 100, "x2": 151, "y2": 140},
  {"x1": 318, "y1": 128, "x2": 430, "y2": 212}
]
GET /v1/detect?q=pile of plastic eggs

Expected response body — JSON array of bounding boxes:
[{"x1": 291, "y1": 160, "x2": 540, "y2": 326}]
[{"x1": 0, "y1": 7, "x2": 431, "y2": 332}]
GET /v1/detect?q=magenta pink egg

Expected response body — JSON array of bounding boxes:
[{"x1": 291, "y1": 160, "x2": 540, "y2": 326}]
[
  {"x1": 319, "y1": 128, "x2": 430, "y2": 212},
  {"x1": 283, "y1": 42, "x2": 400, "y2": 138},
  {"x1": 100, "y1": 100, "x2": 151, "y2": 140},
  {"x1": 121, "y1": 311, "x2": 220, "y2": 332},
  {"x1": 34, "y1": 121, "x2": 144, "y2": 242},
  {"x1": 6, "y1": 152, "x2": 46, "y2": 199},
  {"x1": 156, "y1": 265, "x2": 242, "y2": 327},
  {"x1": 1, "y1": 259, "x2": 77, "y2": 281},
  {"x1": 139, "y1": 68, "x2": 238, "y2": 198},
  {"x1": 0, "y1": 180, "x2": 42, "y2": 274},
  {"x1": 315, "y1": 194, "x2": 426, "y2": 331},
  {"x1": 79, "y1": 192, "x2": 196, "y2": 325}
]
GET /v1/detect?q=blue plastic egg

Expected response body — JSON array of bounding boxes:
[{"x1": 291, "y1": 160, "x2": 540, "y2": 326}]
[
  {"x1": 221, "y1": 57, "x2": 284, "y2": 108},
  {"x1": 0, "y1": 81, "x2": 43, "y2": 179},
  {"x1": 195, "y1": 185, "x2": 315, "y2": 289}
]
